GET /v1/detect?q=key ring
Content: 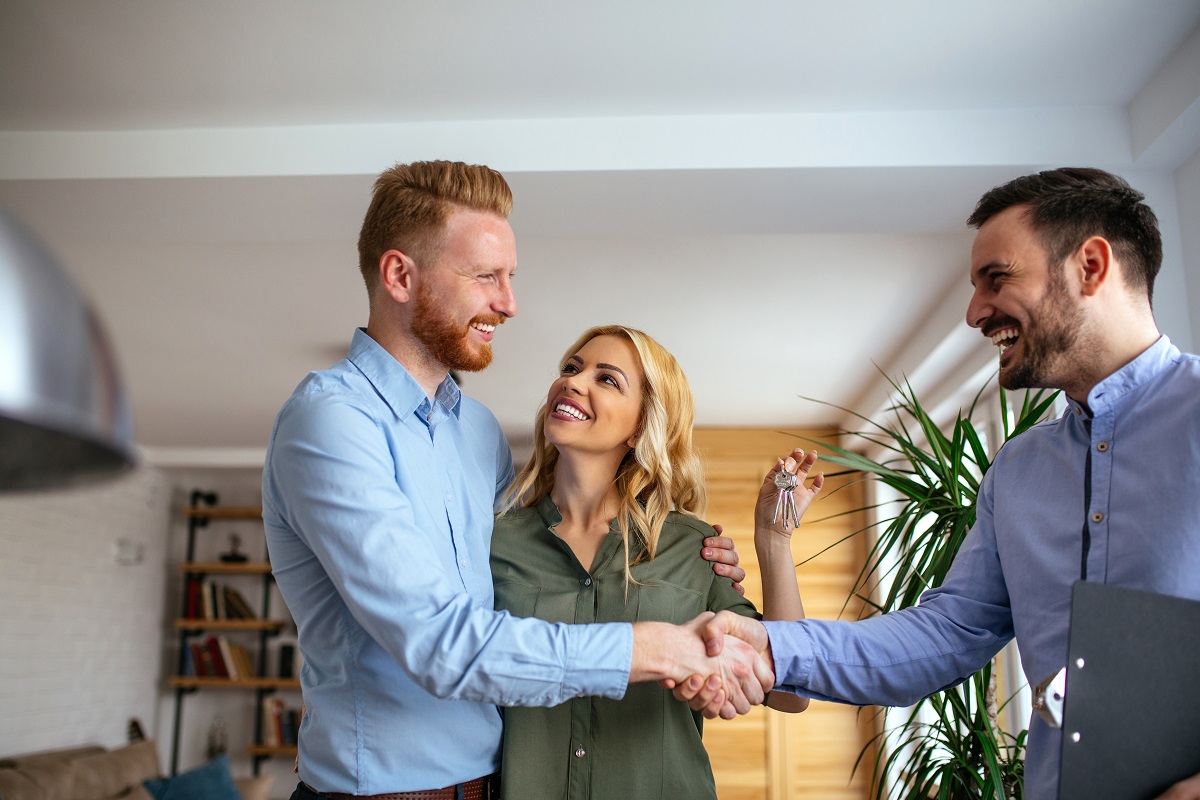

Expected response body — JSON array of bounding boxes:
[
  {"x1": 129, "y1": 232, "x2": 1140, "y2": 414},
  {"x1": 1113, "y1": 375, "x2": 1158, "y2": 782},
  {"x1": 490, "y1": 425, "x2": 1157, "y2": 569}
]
[{"x1": 772, "y1": 468, "x2": 800, "y2": 530}]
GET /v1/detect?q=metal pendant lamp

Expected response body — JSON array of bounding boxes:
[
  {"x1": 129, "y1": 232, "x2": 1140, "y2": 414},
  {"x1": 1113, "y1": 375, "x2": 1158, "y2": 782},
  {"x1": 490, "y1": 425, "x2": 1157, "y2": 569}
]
[{"x1": 0, "y1": 207, "x2": 135, "y2": 490}]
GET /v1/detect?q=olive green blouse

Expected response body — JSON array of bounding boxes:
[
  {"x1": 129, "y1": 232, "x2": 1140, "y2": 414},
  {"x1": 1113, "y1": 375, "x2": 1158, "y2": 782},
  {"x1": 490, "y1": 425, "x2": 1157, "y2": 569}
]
[{"x1": 490, "y1": 496, "x2": 759, "y2": 799}]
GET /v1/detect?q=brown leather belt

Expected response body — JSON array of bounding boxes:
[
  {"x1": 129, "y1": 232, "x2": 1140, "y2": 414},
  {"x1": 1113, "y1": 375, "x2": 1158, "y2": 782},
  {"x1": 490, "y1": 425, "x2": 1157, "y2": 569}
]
[{"x1": 307, "y1": 773, "x2": 499, "y2": 800}]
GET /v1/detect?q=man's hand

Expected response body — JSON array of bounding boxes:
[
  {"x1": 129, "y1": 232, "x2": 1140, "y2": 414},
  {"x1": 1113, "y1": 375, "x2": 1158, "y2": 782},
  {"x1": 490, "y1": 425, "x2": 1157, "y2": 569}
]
[
  {"x1": 1156, "y1": 772, "x2": 1200, "y2": 800},
  {"x1": 631, "y1": 612, "x2": 773, "y2": 719},
  {"x1": 701, "y1": 523, "x2": 746, "y2": 595},
  {"x1": 664, "y1": 611, "x2": 774, "y2": 716}
]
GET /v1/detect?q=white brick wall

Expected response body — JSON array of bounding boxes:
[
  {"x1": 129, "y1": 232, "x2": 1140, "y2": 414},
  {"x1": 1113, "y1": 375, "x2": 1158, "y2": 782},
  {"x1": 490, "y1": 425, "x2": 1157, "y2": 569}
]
[
  {"x1": 0, "y1": 466, "x2": 171, "y2": 757},
  {"x1": 0, "y1": 464, "x2": 300, "y2": 794}
]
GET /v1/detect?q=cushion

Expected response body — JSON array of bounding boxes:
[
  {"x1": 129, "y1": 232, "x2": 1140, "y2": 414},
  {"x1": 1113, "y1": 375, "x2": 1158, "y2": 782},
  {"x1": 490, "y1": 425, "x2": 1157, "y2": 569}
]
[
  {"x1": 141, "y1": 754, "x2": 240, "y2": 800},
  {"x1": 233, "y1": 774, "x2": 275, "y2": 800},
  {"x1": 0, "y1": 747, "x2": 107, "y2": 772},
  {"x1": 0, "y1": 760, "x2": 81, "y2": 800},
  {"x1": 0, "y1": 767, "x2": 45, "y2": 800},
  {"x1": 0, "y1": 747, "x2": 107, "y2": 771},
  {"x1": 72, "y1": 741, "x2": 159, "y2": 800},
  {"x1": 109, "y1": 741, "x2": 160, "y2": 784}
]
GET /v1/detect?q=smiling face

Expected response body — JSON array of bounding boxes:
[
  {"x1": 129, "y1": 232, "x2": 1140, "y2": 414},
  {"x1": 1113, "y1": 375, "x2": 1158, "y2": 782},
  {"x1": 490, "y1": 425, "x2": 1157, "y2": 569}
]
[
  {"x1": 543, "y1": 334, "x2": 646, "y2": 459},
  {"x1": 966, "y1": 205, "x2": 1086, "y2": 392},
  {"x1": 411, "y1": 207, "x2": 517, "y2": 372}
]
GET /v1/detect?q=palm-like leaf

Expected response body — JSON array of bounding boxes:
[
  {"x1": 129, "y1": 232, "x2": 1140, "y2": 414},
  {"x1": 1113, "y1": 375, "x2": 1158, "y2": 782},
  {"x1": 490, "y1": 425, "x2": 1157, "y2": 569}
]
[{"x1": 801, "y1": 377, "x2": 1056, "y2": 799}]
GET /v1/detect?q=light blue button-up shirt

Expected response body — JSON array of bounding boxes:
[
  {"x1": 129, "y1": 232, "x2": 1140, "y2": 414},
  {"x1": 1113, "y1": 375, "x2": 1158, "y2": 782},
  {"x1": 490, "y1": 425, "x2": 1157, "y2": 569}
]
[
  {"x1": 765, "y1": 336, "x2": 1200, "y2": 799},
  {"x1": 262, "y1": 329, "x2": 633, "y2": 794}
]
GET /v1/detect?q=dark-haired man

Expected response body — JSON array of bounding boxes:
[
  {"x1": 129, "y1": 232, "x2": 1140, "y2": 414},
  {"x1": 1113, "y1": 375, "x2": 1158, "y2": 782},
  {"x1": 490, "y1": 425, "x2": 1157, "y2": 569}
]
[
  {"x1": 263, "y1": 160, "x2": 769, "y2": 800},
  {"x1": 684, "y1": 168, "x2": 1200, "y2": 799}
]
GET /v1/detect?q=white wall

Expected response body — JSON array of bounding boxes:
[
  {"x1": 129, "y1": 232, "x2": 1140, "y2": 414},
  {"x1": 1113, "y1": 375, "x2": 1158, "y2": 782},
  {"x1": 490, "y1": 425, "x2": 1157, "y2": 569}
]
[
  {"x1": 1175, "y1": 148, "x2": 1200, "y2": 340},
  {"x1": 1124, "y1": 167, "x2": 1194, "y2": 351},
  {"x1": 0, "y1": 466, "x2": 171, "y2": 757}
]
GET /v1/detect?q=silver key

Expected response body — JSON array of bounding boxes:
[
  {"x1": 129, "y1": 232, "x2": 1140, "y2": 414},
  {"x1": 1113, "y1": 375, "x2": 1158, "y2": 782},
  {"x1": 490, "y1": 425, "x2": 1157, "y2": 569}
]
[{"x1": 772, "y1": 469, "x2": 800, "y2": 529}]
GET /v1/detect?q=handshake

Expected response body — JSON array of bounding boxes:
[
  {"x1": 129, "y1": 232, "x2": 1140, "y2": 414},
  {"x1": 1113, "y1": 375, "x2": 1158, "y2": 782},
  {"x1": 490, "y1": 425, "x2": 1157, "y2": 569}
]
[{"x1": 632, "y1": 610, "x2": 775, "y2": 720}]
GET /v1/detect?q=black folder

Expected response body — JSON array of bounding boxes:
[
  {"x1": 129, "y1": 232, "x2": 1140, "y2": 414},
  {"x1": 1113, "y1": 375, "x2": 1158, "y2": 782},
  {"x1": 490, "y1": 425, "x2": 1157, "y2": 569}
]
[{"x1": 1058, "y1": 581, "x2": 1200, "y2": 799}]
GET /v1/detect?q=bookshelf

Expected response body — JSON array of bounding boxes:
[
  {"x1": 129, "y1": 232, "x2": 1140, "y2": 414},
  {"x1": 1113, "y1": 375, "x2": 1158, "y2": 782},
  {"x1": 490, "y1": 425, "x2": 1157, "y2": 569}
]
[{"x1": 169, "y1": 491, "x2": 300, "y2": 776}]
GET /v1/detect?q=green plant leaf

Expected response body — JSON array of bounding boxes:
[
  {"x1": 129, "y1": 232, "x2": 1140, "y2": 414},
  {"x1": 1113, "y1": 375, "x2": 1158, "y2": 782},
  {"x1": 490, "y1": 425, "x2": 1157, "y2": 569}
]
[{"x1": 808, "y1": 379, "x2": 1058, "y2": 799}]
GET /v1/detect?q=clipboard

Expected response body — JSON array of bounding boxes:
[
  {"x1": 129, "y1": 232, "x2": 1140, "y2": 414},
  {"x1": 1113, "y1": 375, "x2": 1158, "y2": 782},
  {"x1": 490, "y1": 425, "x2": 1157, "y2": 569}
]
[{"x1": 1058, "y1": 581, "x2": 1200, "y2": 799}]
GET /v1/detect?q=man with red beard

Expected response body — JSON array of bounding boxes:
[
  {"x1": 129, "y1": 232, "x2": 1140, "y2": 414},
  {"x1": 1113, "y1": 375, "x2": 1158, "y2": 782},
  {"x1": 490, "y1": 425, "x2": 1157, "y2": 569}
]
[
  {"x1": 680, "y1": 168, "x2": 1200, "y2": 800},
  {"x1": 261, "y1": 161, "x2": 770, "y2": 800}
]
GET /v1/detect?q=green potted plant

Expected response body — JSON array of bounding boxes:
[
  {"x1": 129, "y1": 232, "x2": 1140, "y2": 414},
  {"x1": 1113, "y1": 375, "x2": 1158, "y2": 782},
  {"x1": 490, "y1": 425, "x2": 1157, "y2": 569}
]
[{"x1": 802, "y1": 379, "x2": 1058, "y2": 800}]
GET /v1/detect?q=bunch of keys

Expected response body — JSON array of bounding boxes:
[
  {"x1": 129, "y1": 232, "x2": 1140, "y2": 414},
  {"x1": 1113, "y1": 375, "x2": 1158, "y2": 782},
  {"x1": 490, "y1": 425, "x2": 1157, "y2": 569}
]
[{"x1": 772, "y1": 468, "x2": 801, "y2": 530}]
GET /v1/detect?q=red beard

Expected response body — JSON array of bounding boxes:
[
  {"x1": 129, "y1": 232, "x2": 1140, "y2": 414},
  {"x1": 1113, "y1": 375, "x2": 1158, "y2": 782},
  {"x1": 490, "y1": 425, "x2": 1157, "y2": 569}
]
[{"x1": 411, "y1": 286, "x2": 502, "y2": 373}]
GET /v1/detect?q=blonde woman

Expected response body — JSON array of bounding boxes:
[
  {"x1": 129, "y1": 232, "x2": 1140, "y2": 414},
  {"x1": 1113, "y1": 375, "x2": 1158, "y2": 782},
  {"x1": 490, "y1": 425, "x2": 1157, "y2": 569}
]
[{"x1": 490, "y1": 324, "x2": 819, "y2": 799}]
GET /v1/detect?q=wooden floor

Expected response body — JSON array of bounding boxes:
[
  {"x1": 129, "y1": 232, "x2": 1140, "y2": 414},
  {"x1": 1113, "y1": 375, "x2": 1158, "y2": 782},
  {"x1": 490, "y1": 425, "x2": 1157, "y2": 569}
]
[{"x1": 695, "y1": 428, "x2": 879, "y2": 800}]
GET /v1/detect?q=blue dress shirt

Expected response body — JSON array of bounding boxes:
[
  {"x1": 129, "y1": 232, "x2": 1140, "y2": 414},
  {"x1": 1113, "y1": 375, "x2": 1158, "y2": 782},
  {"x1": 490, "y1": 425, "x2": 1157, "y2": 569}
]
[
  {"x1": 262, "y1": 329, "x2": 633, "y2": 794},
  {"x1": 764, "y1": 336, "x2": 1200, "y2": 799}
]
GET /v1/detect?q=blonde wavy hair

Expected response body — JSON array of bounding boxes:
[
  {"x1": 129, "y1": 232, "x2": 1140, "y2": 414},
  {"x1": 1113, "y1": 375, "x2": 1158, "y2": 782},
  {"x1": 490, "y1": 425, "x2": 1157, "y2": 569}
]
[{"x1": 504, "y1": 325, "x2": 707, "y2": 582}]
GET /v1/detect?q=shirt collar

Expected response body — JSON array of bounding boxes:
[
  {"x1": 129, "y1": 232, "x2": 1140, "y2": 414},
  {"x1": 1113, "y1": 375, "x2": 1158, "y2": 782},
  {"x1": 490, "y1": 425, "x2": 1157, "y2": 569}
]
[
  {"x1": 533, "y1": 494, "x2": 626, "y2": 536},
  {"x1": 535, "y1": 494, "x2": 563, "y2": 528},
  {"x1": 1070, "y1": 334, "x2": 1178, "y2": 416},
  {"x1": 346, "y1": 328, "x2": 462, "y2": 422}
]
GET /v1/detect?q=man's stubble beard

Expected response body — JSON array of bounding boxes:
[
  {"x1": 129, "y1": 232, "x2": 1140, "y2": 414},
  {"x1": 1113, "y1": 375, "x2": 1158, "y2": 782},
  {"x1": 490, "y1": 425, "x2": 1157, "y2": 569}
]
[{"x1": 999, "y1": 267, "x2": 1084, "y2": 391}]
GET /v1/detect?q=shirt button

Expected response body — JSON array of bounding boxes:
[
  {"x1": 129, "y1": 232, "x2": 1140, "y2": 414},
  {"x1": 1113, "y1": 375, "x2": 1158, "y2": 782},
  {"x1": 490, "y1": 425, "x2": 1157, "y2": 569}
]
[
  {"x1": 574, "y1": 747, "x2": 586, "y2": 758},
  {"x1": 583, "y1": 577, "x2": 592, "y2": 586},
  {"x1": 1096, "y1": 441, "x2": 1109, "y2": 452},
  {"x1": 1091, "y1": 512, "x2": 1104, "y2": 523}
]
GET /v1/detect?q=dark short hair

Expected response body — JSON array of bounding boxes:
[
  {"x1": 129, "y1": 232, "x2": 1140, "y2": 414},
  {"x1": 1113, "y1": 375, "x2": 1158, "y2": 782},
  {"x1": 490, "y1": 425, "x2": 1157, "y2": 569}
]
[
  {"x1": 967, "y1": 168, "x2": 1162, "y2": 304},
  {"x1": 356, "y1": 160, "x2": 513, "y2": 294}
]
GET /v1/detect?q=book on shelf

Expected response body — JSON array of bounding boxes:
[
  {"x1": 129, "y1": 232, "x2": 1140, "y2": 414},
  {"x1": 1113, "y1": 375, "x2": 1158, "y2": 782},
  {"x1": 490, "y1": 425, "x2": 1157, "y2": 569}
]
[
  {"x1": 185, "y1": 577, "x2": 203, "y2": 619},
  {"x1": 223, "y1": 586, "x2": 257, "y2": 620},
  {"x1": 204, "y1": 635, "x2": 229, "y2": 678},
  {"x1": 216, "y1": 636, "x2": 238, "y2": 680},
  {"x1": 200, "y1": 580, "x2": 214, "y2": 620},
  {"x1": 230, "y1": 641, "x2": 255, "y2": 679},
  {"x1": 278, "y1": 643, "x2": 296, "y2": 678},
  {"x1": 191, "y1": 641, "x2": 216, "y2": 677},
  {"x1": 182, "y1": 643, "x2": 196, "y2": 676},
  {"x1": 184, "y1": 580, "x2": 259, "y2": 622},
  {"x1": 261, "y1": 697, "x2": 285, "y2": 747},
  {"x1": 189, "y1": 634, "x2": 256, "y2": 679},
  {"x1": 280, "y1": 707, "x2": 300, "y2": 745},
  {"x1": 261, "y1": 697, "x2": 301, "y2": 747}
]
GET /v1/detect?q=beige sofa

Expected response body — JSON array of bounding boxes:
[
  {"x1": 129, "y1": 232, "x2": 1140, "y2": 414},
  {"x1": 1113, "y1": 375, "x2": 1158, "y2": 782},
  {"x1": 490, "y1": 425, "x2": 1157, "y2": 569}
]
[{"x1": 0, "y1": 741, "x2": 272, "y2": 800}]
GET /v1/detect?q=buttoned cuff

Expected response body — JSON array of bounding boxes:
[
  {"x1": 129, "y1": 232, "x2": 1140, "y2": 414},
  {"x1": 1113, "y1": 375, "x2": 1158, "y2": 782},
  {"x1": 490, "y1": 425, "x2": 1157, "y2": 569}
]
[
  {"x1": 563, "y1": 622, "x2": 632, "y2": 700},
  {"x1": 762, "y1": 619, "x2": 816, "y2": 694}
]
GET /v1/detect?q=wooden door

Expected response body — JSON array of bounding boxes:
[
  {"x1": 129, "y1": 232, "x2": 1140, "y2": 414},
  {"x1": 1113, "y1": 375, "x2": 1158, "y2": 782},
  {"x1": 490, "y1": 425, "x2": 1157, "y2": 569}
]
[{"x1": 695, "y1": 428, "x2": 879, "y2": 800}]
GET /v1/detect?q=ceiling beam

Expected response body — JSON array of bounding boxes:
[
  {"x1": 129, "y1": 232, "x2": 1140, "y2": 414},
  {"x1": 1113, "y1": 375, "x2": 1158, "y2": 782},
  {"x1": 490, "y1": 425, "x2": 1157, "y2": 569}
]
[{"x1": 0, "y1": 107, "x2": 1132, "y2": 181}]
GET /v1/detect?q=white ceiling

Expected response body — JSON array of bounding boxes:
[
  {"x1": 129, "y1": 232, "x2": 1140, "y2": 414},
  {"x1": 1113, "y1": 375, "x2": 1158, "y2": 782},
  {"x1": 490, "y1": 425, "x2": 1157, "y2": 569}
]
[{"x1": 1, "y1": 1, "x2": 1199, "y2": 462}]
